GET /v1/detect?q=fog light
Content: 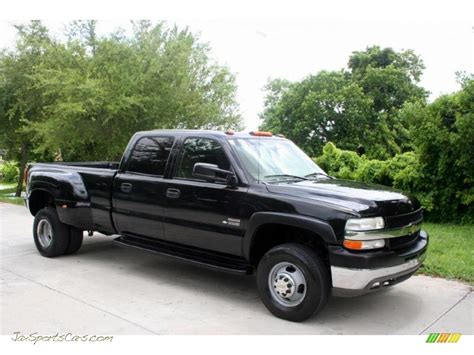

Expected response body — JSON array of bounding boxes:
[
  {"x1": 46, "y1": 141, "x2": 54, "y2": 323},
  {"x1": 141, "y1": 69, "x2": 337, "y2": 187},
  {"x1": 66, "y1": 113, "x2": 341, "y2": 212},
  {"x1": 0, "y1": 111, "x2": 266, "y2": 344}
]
[{"x1": 343, "y1": 239, "x2": 385, "y2": 250}]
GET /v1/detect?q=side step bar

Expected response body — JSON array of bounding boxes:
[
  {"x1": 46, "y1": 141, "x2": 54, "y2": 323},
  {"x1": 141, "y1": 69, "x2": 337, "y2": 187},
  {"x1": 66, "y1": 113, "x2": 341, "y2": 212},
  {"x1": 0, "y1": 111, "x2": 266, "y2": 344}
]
[{"x1": 114, "y1": 235, "x2": 254, "y2": 275}]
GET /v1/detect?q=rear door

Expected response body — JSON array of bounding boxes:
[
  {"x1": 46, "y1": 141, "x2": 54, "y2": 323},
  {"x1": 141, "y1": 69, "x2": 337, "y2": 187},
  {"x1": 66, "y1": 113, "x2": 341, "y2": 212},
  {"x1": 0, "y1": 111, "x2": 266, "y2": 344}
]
[
  {"x1": 162, "y1": 136, "x2": 248, "y2": 256},
  {"x1": 112, "y1": 135, "x2": 175, "y2": 239}
]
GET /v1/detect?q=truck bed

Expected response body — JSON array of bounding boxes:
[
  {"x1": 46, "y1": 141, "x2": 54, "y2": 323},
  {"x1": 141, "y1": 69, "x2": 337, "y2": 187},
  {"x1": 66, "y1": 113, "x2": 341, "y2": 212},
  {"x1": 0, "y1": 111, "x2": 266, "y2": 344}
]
[{"x1": 27, "y1": 161, "x2": 119, "y2": 233}]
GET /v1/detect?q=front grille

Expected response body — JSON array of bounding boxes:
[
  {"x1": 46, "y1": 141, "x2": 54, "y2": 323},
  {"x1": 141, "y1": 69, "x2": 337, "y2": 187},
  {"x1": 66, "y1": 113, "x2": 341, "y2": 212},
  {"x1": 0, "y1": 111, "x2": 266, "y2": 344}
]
[
  {"x1": 385, "y1": 208, "x2": 423, "y2": 229},
  {"x1": 387, "y1": 232, "x2": 419, "y2": 250}
]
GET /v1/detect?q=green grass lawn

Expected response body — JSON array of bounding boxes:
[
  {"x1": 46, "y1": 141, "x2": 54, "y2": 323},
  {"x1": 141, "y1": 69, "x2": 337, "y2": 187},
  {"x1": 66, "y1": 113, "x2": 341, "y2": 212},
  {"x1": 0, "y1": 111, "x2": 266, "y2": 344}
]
[
  {"x1": 420, "y1": 223, "x2": 473, "y2": 284},
  {"x1": 0, "y1": 182, "x2": 472, "y2": 283},
  {"x1": 0, "y1": 182, "x2": 24, "y2": 206}
]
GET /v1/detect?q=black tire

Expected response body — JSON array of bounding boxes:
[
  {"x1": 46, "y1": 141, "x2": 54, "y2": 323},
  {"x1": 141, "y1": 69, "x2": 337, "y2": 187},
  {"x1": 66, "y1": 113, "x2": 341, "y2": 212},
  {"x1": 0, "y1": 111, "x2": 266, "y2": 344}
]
[
  {"x1": 65, "y1": 227, "x2": 83, "y2": 254},
  {"x1": 256, "y1": 243, "x2": 330, "y2": 322},
  {"x1": 33, "y1": 207, "x2": 70, "y2": 257}
]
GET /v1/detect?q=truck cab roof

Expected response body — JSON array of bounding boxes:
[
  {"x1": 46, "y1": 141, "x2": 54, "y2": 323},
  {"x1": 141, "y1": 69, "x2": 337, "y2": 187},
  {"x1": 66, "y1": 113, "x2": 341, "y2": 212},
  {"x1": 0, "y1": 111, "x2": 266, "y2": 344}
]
[{"x1": 133, "y1": 129, "x2": 286, "y2": 140}]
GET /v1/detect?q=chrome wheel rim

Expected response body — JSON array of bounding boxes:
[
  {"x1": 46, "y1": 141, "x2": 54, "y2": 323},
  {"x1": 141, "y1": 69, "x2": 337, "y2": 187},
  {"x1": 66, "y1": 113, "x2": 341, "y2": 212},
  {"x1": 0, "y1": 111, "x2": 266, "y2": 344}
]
[
  {"x1": 268, "y1": 262, "x2": 307, "y2": 307},
  {"x1": 37, "y1": 219, "x2": 53, "y2": 248}
]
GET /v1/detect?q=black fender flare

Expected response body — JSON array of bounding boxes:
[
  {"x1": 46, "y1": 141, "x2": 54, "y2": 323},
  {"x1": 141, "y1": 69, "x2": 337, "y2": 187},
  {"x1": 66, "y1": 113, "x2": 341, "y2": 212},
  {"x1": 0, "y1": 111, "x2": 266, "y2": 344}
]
[
  {"x1": 27, "y1": 170, "x2": 91, "y2": 223},
  {"x1": 242, "y1": 212, "x2": 338, "y2": 260},
  {"x1": 28, "y1": 170, "x2": 90, "y2": 205}
]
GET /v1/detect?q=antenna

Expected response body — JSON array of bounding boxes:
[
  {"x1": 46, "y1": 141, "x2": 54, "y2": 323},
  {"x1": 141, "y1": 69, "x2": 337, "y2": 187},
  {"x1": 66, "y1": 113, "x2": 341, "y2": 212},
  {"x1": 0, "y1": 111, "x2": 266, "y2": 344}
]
[
  {"x1": 249, "y1": 131, "x2": 272, "y2": 183},
  {"x1": 257, "y1": 133, "x2": 261, "y2": 183}
]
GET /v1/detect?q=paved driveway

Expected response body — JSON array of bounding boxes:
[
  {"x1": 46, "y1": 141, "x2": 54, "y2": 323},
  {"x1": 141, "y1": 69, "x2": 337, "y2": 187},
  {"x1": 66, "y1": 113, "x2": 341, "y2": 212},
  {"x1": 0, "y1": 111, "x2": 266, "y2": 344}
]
[{"x1": 1, "y1": 203, "x2": 472, "y2": 335}]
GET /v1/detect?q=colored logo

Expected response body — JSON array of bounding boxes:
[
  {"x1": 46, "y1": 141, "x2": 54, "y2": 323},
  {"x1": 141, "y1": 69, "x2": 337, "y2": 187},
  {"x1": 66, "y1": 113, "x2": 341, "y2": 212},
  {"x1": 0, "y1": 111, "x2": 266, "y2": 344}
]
[{"x1": 426, "y1": 333, "x2": 461, "y2": 343}]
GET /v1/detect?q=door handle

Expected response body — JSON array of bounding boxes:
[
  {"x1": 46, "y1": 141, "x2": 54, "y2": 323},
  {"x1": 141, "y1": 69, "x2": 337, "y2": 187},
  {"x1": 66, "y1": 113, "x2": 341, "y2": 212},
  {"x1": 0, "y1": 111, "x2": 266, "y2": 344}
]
[
  {"x1": 166, "y1": 188, "x2": 181, "y2": 199},
  {"x1": 121, "y1": 183, "x2": 132, "y2": 193}
]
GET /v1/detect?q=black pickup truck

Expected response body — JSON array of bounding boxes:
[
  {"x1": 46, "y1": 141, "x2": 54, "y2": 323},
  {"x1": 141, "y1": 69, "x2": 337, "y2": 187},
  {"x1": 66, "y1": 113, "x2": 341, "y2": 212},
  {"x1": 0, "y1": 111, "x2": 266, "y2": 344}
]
[{"x1": 25, "y1": 130, "x2": 428, "y2": 321}]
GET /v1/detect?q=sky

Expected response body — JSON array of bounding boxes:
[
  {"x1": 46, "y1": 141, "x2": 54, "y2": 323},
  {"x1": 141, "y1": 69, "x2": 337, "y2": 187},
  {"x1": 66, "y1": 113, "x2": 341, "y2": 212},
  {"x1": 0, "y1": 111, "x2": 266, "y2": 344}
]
[{"x1": 1, "y1": 1, "x2": 473, "y2": 130}]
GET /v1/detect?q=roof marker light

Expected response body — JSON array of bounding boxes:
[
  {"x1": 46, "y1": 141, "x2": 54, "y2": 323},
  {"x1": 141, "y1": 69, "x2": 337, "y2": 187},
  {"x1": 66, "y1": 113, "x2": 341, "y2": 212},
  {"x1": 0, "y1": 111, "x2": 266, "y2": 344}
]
[{"x1": 250, "y1": 131, "x2": 273, "y2": 137}]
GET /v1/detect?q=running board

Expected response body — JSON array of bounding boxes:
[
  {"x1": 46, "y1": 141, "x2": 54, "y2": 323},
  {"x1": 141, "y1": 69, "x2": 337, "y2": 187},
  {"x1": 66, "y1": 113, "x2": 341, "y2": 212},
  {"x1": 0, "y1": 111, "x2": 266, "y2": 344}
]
[{"x1": 114, "y1": 235, "x2": 253, "y2": 275}]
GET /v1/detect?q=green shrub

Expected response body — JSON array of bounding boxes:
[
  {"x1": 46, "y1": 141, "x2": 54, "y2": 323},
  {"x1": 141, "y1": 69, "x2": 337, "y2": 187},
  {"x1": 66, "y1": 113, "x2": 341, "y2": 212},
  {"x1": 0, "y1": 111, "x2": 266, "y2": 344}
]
[
  {"x1": 356, "y1": 159, "x2": 390, "y2": 185},
  {"x1": 315, "y1": 142, "x2": 340, "y2": 174},
  {"x1": 315, "y1": 140, "x2": 474, "y2": 223},
  {"x1": 315, "y1": 143, "x2": 439, "y2": 219},
  {"x1": 316, "y1": 142, "x2": 361, "y2": 179},
  {"x1": 0, "y1": 161, "x2": 20, "y2": 183},
  {"x1": 405, "y1": 80, "x2": 474, "y2": 223},
  {"x1": 388, "y1": 152, "x2": 421, "y2": 191}
]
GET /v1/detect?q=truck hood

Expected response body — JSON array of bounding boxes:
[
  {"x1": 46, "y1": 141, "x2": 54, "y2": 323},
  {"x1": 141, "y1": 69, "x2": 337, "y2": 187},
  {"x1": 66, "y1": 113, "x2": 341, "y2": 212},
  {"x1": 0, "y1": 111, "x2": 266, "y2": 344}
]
[{"x1": 265, "y1": 179, "x2": 420, "y2": 217}]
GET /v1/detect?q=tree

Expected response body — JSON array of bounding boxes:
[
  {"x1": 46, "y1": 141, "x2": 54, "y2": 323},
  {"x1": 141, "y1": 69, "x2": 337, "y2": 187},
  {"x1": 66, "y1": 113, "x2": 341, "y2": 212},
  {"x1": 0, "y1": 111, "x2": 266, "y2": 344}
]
[
  {"x1": 1, "y1": 21, "x2": 242, "y2": 166},
  {"x1": 260, "y1": 46, "x2": 427, "y2": 158},
  {"x1": 258, "y1": 78, "x2": 291, "y2": 133},
  {"x1": 29, "y1": 21, "x2": 242, "y2": 161},
  {"x1": 66, "y1": 20, "x2": 98, "y2": 55},
  {"x1": 0, "y1": 21, "x2": 52, "y2": 196},
  {"x1": 349, "y1": 46, "x2": 426, "y2": 116},
  {"x1": 348, "y1": 46, "x2": 425, "y2": 83},
  {"x1": 260, "y1": 71, "x2": 373, "y2": 156}
]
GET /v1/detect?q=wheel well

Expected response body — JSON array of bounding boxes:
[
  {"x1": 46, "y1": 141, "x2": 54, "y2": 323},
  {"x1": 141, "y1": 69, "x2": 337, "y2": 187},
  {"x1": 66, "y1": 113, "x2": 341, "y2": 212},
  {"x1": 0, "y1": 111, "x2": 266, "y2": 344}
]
[
  {"x1": 29, "y1": 190, "x2": 55, "y2": 216},
  {"x1": 249, "y1": 223, "x2": 330, "y2": 267}
]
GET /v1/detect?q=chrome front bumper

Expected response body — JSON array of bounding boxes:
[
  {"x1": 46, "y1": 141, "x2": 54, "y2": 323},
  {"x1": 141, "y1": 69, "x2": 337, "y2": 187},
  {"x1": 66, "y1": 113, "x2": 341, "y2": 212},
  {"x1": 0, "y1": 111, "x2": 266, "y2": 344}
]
[{"x1": 331, "y1": 237, "x2": 427, "y2": 297}]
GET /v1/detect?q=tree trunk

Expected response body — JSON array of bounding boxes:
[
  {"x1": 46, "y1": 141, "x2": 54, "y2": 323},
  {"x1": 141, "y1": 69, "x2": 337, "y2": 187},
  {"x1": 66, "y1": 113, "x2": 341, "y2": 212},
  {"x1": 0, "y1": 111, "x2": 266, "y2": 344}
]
[{"x1": 15, "y1": 142, "x2": 28, "y2": 197}]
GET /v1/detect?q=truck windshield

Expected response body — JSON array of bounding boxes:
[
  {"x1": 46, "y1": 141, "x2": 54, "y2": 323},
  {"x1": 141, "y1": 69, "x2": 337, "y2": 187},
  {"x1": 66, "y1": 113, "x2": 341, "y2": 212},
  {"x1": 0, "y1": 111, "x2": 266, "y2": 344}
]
[{"x1": 229, "y1": 138, "x2": 327, "y2": 182}]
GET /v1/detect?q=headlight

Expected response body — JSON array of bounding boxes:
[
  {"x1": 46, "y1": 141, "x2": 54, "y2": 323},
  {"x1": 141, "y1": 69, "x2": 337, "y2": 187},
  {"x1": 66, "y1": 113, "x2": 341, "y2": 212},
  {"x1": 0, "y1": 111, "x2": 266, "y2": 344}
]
[{"x1": 345, "y1": 217, "x2": 385, "y2": 231}]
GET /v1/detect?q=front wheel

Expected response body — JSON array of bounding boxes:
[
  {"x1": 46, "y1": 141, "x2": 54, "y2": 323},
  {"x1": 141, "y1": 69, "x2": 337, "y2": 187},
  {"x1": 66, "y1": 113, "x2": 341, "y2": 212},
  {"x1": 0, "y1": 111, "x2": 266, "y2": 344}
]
[{"x1": 256, "y1": 243, "x2": 330, "y2": 322}]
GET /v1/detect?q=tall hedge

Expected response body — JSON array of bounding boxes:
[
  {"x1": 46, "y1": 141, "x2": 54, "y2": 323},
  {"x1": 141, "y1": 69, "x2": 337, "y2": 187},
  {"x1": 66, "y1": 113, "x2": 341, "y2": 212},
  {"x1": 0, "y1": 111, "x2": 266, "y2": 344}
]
[
  {"x1": 408, "y1": 79, "x2": 474, "y2": 223},
  {"x1": 315, "y1": 140, "x2": 472, "y2": 223},
  {"x1": 314, "y1": 78, "x2": 473, "y2": 223}
]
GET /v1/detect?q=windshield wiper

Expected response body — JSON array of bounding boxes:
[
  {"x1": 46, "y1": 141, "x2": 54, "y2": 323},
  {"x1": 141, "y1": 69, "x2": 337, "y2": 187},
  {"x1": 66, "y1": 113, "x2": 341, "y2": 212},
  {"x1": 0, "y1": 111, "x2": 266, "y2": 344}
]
[
  {"x1": 263, "y1": 174, "x2": 308, "y2": 182},
  {"x1": 304, "y1": 172, "x2": 333, "y2": 180}
]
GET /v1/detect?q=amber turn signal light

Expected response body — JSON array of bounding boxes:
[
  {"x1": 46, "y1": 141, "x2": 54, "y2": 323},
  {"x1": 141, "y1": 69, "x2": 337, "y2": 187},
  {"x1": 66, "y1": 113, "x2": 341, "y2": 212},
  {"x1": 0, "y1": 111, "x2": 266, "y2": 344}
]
[
  {"x1": 343, "y1": 240, "x2": 363, "y2": 250},
  {"x1": 343, "y1": 239, "x2": 385, "y2": 250}
]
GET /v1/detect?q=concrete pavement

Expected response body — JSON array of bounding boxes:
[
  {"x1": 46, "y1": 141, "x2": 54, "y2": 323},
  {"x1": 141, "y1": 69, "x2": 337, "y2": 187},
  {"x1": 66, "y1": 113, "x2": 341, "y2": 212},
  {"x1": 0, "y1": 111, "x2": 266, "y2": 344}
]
[{"x1": 1, "y1": 202, "x2": 472, "y2": 335}]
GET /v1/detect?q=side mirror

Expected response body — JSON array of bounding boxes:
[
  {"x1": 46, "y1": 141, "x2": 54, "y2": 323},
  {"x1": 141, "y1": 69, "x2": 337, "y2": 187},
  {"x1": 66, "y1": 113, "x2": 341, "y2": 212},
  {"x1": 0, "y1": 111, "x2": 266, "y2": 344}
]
[{"x1": 192, "y1": 163, "x2": 237, "y2": 187}]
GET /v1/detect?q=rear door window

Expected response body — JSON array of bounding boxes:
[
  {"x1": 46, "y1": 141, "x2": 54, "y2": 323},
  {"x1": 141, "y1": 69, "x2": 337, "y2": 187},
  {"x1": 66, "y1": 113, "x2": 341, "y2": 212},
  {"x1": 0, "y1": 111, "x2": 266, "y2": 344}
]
[{"x1": 127, "y1": 136, "x2": 174, "y2": 176}]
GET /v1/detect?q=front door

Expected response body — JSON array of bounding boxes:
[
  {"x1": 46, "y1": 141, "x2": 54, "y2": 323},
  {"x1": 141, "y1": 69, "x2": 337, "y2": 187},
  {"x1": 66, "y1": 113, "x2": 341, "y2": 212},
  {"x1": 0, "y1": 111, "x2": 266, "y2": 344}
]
[{"x1": 163, "y1": 137, "x2": 247, "y2": 256}]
